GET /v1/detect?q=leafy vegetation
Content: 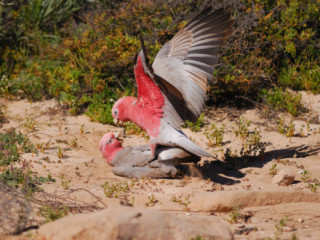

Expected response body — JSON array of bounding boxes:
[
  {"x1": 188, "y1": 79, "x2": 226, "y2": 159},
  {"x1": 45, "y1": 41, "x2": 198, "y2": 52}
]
[
  {"x1": 102, "y1": 181, "x2": 130, "y2": 199},
  {"x1": 259, "y1": 87, "x2": 304, "y2": 116},
  {"x1": 224, "y1": 118, "x2": 266, "y2": 168},
  {"x1": 0, "y1": 0, "x2": 319, "y2": 123},
  {"x1": 204, "y1": 123, "x2": 225, "y2": 147},
  {"x1": 0, "y1": 129, "x2": 36, "y2": 166},
  {"x1": 228, "y1": 204, "x2": 242, "y2": 224},
  {"x1": 39, "y1": 205, "x2": 70, "y2": 223},
  {"x1": 184, "y1": 114, "x2": 206, "y2": 132},
  {"x1": 0, "y1": 161, "x2": 55, "y2": 193}
]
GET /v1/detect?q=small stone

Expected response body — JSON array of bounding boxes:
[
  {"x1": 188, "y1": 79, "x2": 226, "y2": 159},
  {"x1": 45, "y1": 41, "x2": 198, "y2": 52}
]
[
  {"x1": 272, "y1": 169, "x2": 295, "y2": 186},
  {"x1": 283, "y1": 226, "x2": 296, "y2": 232},
  {"x1": 297, "y1": 218, "x2": 304, "y2": 223}
]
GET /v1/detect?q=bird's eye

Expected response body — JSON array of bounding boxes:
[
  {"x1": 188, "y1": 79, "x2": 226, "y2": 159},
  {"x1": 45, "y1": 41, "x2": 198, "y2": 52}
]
[
  {"x1": 113, "y1": 109, "x2": 118, "y2": 116},
  {"x1": 107, "y1": 138, "x2": 113, "y2": 144}
]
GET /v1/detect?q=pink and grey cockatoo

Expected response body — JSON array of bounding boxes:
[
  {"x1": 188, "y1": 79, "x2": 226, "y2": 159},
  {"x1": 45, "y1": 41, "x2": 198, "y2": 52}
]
[
  {"x1": 99, "y1": 132, "x2": 199, "y2": 178},
  {"x1": 111, "y1": 7, "x2": 233, "y2": 165}
]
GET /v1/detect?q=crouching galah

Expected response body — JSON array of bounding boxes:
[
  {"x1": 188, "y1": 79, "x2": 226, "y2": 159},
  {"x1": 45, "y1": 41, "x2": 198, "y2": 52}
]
[
  {"x1": 99, "y1": 132, "x2": 199, "y2": 178},
  {"x1": 111, "y1": 7, "x2": 233, "y2": 165}
]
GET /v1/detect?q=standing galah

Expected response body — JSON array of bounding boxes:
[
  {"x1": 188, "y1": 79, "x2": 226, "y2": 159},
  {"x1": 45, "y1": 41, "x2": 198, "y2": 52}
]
[
  {"x1": 111, "y1": 7, "x2": 233, "y2": 165},
  {"x1": 99, "y1": 132, "x2": 199, "y2": 178}
]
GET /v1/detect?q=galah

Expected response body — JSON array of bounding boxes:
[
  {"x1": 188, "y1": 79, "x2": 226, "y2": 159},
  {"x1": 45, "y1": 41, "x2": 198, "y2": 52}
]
[
  {"x1": 99, "y1": 132, "x2": 200, "y2": 178},
  {"x1": 111, "y1": 7, "x2": 233, "y2": 165}
]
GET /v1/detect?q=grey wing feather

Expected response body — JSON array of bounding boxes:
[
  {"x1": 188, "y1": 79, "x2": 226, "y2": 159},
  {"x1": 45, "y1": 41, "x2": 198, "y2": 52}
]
[
  {"x1": 111, "y1": 145, "x2": 151, "y2": 167},
  {"x1": 152, "y1": 8, "x2": 233, "y2": 127}
]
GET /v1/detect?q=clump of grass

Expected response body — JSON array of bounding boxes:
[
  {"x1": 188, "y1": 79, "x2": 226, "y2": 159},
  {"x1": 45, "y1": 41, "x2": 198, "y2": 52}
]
[
  {"x1": 0, "y1": 129, "x2": 36, "y2": 166},
  {"x1": 60, "y1": 174, "x2": 71, "y2": 190},
  {"x1": 298, "y1": 170, "x2": 319, "y2": 193},
  {"x1": 39, "y1": 205, "x2": 70, "y2": 223},
  {"x1": 102, "y1": 181, "x2": 131, "y2": 199},
  {"x1": 204, "y1": 123, "x2": 224, "y2": 147},
  {"x1": 259, "y1": 87, "x2": 304, "y2": 117},
  {"x1": 183, "y1": 114, "x2": 206, "y2": 132},
  {"x1": 308, "y1": 182, "x2": 319, "y2": 193},
  {"x1": 171, "y1": 194, "x2": 191, "y2": 210},
  {"x1": 269, "y1": 163, "x2": 278, "y2": 176},
  {"x1": 277, "y1": 118, "x2": 295, "y2": 139},
  {"x1": 22, "y1": 117, "x2": 37, "y2": 133},
  {"x1": 57, "y1": 146, "x2": 64, "y2": 159},
  {"x1": 146, "y1": 194, "x2": 158, "y2": 207},
  {"x1": 275, "y1": 216, "x2": 288, "y2": 232},
  {"x1": 228, "y1": 204, "x2": 242, "y2": 224},
  {"x1": 0, "y1": 161, "x2": 55, "y2": 194},
  {"x1": 299, "y1": 170, "x2": 311, "y2": 183},
  {"x1": 223, "y1": 118, "x2": 266, "y2": 169}
]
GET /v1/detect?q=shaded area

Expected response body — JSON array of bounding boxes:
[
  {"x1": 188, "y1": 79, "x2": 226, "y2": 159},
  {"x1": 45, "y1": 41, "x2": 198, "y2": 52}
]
[
  {"x1": 0, "y1": 183, "x2": 32, "y2": 235},
  {"x1": 194, "y1": 144, "x2": 320, "y2": 184}
]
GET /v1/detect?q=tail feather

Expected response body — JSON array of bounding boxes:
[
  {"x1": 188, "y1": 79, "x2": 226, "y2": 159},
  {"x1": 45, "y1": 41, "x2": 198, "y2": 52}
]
[{"x1": 177, "y1": 135, "x2": 213, "y2": 158}]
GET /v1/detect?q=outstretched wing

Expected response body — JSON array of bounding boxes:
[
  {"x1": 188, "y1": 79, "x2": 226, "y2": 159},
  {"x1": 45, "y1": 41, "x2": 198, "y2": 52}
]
[
  {"x1": 152, "y1": 7, "x2": 233, "y2": 127},
  {"x1": 134, "y1": 43, "x2": 165, "y2": 118}
]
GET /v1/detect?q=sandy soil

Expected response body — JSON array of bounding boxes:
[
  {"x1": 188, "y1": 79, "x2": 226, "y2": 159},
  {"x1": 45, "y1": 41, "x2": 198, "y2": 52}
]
[{"x1": 1, "y1": 91, "x2": 320, "y2": 239}]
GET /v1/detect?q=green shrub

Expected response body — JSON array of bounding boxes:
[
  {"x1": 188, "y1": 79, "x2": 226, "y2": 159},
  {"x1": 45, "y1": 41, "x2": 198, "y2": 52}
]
[
  {"x1": 259, "y1": 87, "x2": 304, "y2": 116},
  {"x1": 211, "y1": 0, "x2": 320, "y2": 106},
  {"x1": 0, "y1": 129, "x2": 37, "y2": 166},
  {"x1": 0, "y1": 163, "x2": 55, "y2": 193},
  {"x1": 39, "y1": 205, "x2": 70, "y2": 222},
  {"x1": 1, "y1": 0, "x2": 319, "y2": 123}
]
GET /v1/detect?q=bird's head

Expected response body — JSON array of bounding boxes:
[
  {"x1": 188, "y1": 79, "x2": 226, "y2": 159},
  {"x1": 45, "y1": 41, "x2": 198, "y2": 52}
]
[
  {"x1": 111, "y1": 97, "x2": 135, "y2": 125},
  {"x1": 99, "y1": 132, "x2": 123, "y2": 164}
]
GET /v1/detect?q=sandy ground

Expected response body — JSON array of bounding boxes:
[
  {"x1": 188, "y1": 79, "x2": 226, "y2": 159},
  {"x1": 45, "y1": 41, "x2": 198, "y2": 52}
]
[{"x1": 1, "y1": 91, "x2": 320, "y2": 239}]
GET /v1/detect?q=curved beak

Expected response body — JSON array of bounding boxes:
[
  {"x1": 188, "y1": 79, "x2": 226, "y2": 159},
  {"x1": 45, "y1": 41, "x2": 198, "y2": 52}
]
[
  {"x1": 113, "y1": 118, "x2": 119, "y2": 125},
  {"x1": 113, "y1": 132, "x2": 124, "y2": 142}
]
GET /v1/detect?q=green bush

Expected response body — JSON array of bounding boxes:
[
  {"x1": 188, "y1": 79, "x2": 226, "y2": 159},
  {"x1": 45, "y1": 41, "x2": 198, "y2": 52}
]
[
  {"x1": 0, "y1": 129, "x2": 36, "y2": 166},
  {"x1": 211, "y1": 0, "x2": 320, "y2": 105},
  {"x1": 1, "y1": 0, "x2": 319, "y2": 123},
  {"x1": 259, "y1": 87, "x2": 304, "y2": 116}
]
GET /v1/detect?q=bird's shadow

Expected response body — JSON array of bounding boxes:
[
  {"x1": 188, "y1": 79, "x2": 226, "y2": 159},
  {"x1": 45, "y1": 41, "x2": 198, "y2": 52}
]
[{"x1": 187, "y1": 144, "x2": 320, "y2": 185}]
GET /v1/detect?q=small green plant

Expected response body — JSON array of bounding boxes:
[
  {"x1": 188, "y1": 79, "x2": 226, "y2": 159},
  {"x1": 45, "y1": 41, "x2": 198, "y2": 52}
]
[
  {"x1": 184, "y1": 114, "x2": 206, "y2": 132},
  {"x1": 269, "y1": 163, "x2": 278, "y2": 176},
  {"x1": 39, "y1": 205, "x2": 70, "y2": 223},
  {"x1": 308, "y1": 182, "x2": 319, "y2": 193},
  {"x1": 102, "y1": 181, "x2": 130, "y2": 199},
  {"x1": 80, "y1": 124, "x2": 85, "y2": 135},
  {"x1": 23, "y1": 117, "x2": 37, "y2": 132},
  {"x1": 171, "y1": 194, "x2": 191, "y2": 210},
  {"x1": 259, "y1": 87, "x2": 304, "y2": 117},
  {"x1": 0, "y1": 161, "x2": 55, "y2": 193},
  {"x1": 234, "y1": 117, "x2": 250, "y2": 142},
  {"x1": 69, "y1": 138, "x2": 78, "y2": 148},
  {"x1": 228, "y1": 204, "x2": 242, "y2": 224},
  {"x1": 0, "y1": 129, "x2": 36, "y2": 166},
  {"x1": 57, "y1": 146, "x2": 64, "y2": 159},
  {"x1": 277, "y1": 118, "x2": 295, "y2": 139},
  {"x1": 204, "y1": 123, "x2": 224, "y2": 147},
  {"x1": 275, "y1": 216, "x2": 288, "y2": 232},
  {"x1": 146, "y1": 193, "x2": 158, "y2": 207},
  {"x1": 60, "y1": 174, "x2": 71, "y2": 190},
  {"x1": 300, "y1": 170, "x2": 311, "y2": 183},
  {"x1": 229, "y1": 118, "x2": 265, "y2": 162}
]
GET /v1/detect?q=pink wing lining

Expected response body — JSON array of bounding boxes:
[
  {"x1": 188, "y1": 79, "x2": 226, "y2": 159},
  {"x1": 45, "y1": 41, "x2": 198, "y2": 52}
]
[{"x1": 134, "y1": 55, "x2": 164, "y2": 118}]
